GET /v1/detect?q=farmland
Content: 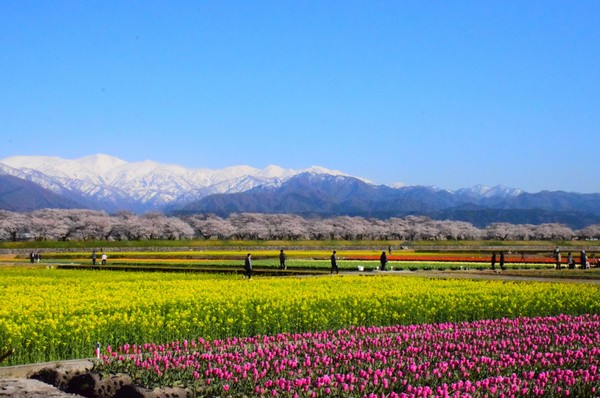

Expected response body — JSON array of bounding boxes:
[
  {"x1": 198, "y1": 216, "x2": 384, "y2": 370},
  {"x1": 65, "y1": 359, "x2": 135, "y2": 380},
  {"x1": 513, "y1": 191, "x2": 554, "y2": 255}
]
[
  {"x1": 2, "y1": 243, "x2": 600, "y2": 396},
  {"x1": 96, "y1": 314, "x2": 600, "y2": 397},
  {"x1": 2, "y1": 267, "x2": 599, "y2": 366},
  {"x1": 3, "y1": 241, "x2": 599, "y2": 272}
]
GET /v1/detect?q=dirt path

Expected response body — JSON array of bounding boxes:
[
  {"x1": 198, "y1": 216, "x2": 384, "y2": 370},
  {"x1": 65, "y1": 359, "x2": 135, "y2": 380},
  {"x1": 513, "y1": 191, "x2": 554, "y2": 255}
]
[
  {"x1": 389, "y1": 269, "x2": 600, "y2": 284},
  {"x1": 3, "y1": 261, "x2": 600, "y2": 283},
  {"x1": 295, "y1": 268, "x2": 600, "y2": 284}
]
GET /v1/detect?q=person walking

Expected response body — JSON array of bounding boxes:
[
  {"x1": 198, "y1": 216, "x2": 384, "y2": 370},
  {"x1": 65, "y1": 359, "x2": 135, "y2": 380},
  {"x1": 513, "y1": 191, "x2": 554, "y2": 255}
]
[
  {"x1": 244, "y1": 253, "x2": 253, "y2": 279},
  {"x1": 499, "y1": 252, "x2": 506, "y2": 270},
  {"x1": 490, "y1": 252, "x2": 496, "y2": 271},
  {"x1": 330, "y1": 250, "x2": 339, "y2": 275},
  {"x1": 567, "y1": 252, "x2": 574, "y2": 269},
  {"x1": 554, "y1": 247, "x2": 561, "y2": 269},
  {"x1": 380, "y1": 251, "x2": 388, "y2": 271},
  {"x1": 581, "y1": 251, "x2": 588, "y2": 269},
  {"x1": 279, "y1": 249, "x2": 286, "y2": 270},
  {"x1": 92, "y1": 250, "x2": 97, "y2": 265}
]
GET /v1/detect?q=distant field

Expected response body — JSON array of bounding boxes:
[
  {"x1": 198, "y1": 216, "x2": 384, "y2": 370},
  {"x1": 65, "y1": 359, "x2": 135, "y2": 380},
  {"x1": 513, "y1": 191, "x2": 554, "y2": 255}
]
[
  {"x1": 1, "y1": 238, "x2": 598, "y2": 250},
  {"x1": 2, "y1": 241, "x2": 598, "y2": 272},
  {"x1": 3, "y1": 242, "x2": 600, "y2": 396}
]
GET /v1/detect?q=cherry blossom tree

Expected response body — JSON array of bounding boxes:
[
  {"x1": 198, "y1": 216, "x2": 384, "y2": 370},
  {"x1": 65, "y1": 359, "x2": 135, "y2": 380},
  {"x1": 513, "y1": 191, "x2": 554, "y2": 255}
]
[
  {"x1": 265, "y1": 214, "x2": 309, "y2": 240},
  {"x1": 29, "y1": 209, "x2": 73, "y2": 240},
  {"x1": 576, "y1": 224, "x2": 600, "y2": 240},
  {"x1": 228, "y1": 213, "x2": 270, "y2": 240},
  {"x1": 187, "y1": 214, "x2": 237, "y2": 239},
  {"x1": 0, "y1": 208, "x2": 591, "y2": 242},
  {"x1": 306, "y1": 218, "x2": 334, "y2": 240},
  {"x1": 0, "y1": 211, "x2": 30, "y2": 241},
  {"x1": 532, "y1": 223, "x2": 574, "y2": 241}
]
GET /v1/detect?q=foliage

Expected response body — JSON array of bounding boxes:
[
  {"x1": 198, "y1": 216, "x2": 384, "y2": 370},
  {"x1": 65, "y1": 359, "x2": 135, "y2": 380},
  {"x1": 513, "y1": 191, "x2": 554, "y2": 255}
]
[
  {"x1": 3, "y1": 209, "x2": 600, "y2": 242},
  {"x1": 95, "y1": 314, "x2": 600, "y2": 397},
  {"x1": 1, "y1": 268, "x2": 600, "y2": 368}
]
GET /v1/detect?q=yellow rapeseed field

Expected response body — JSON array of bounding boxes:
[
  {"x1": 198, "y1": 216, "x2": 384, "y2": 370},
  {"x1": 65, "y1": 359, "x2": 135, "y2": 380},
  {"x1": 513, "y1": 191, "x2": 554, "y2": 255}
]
[{"x1": 1, "y1": 267, "x2": 599, "y2": 366}]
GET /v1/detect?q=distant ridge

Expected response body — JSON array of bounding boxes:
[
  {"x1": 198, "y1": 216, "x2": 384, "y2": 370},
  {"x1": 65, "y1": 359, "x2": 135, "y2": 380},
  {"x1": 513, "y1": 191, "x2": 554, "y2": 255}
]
[
  {"x1": 1, "y1": 154, "x2": 600, "y2": 228},
  {"x1": 0, "y1": 154, "x2": 348, "y2": 213},
  {"x1": 0, "y1": 174, "x2": 82, "y2": 212},
  {"x1": 175, "y1": 172, "x2": 600, "y2": 229}
]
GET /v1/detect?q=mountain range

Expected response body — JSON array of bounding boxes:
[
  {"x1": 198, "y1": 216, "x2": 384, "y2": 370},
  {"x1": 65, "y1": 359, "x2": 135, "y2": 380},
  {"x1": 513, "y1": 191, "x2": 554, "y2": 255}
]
[
  {"x1": 1, "y1": 154, "x2": 600, "y2": 228},
  {"x1": 0, "y1": 154, "x2": 348, "y2": 213}
]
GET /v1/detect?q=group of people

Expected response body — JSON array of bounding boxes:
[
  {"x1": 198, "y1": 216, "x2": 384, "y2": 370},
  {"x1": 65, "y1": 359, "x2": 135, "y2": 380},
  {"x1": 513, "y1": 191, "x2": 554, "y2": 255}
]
[
  {"x1": 490, "y1": 252, "x2": 506, "y2": 271},
  {"x1": 243, "y1": 249, "x2": 341, "y2": 279},
  {"x1": 554, "y1": 247, "x2": 596, "y2": 269},
  {"x1": 29, "y1": 251, "x2": 42, "y2": 263},
  {"x1": 91, "y1": 250, "x2": 108, "y2": 265},
  {"x1": 491, "y1": 248, "x2": 597, "y2": 270},
  {"x1": 243, "y1": 249, "x2": 288, "y2": 279}
]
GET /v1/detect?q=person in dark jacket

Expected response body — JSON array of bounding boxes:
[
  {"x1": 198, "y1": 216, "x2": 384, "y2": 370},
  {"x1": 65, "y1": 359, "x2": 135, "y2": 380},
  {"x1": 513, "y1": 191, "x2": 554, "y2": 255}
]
[
  {"x1": 380, "y1": 251, "x2": 388, "y2": 271},
  {"x1": 244, "y1": 253, "x2": 253, "y2": 279},
  {"x1": 279, "y1": 249, "x2": 286, "y2": 270},
  {"x1": 490, "y1": 252, "x2": 496, "y2": 271},
  {"x1": 567, "y1": 252, "x2": 574, "y2": 269},
  {"x1": 499, "y1": 252, "x2": 506, "y2": 270},
  {"x1": 581, "y1": 251, "x2": 588, "y2": 269},
  {"x1": 330, "y1": 250, "x2": 338, "y2": 275}
]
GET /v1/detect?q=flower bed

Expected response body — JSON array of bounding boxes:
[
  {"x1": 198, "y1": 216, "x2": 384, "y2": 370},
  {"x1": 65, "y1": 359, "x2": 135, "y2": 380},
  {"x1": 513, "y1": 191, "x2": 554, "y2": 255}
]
[
  {"x1": 96, "y1": 314, "x2": 600, "y2": 397},
  {"x1": 347, "y1": 254, "x2": 562, "y2": 264},
  {"x1": 3, "y1": 268, "x2": 600, "y2": 368}
]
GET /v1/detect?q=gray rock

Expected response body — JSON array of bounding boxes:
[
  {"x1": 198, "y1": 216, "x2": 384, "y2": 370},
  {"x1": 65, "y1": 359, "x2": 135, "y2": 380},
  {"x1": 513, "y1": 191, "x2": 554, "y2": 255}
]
[
  {"x1": 66, "y1": 372, "x2": 132, "y2": 398},
  {"x1": 0, "y1": 378, "x2": 84, "y2": 398}
]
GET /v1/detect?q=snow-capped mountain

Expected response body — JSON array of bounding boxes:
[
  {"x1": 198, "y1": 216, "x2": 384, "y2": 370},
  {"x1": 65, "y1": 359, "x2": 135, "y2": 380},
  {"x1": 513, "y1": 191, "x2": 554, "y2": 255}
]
[
  {"x1": 455, "y1": 184, "x2": 523, "y2": 199},
  {"x1": 3, "y1": 154, "x2": 600, "y2": 229},
  {"x1": 0, "y1": 154, "x2": 349, "y2": 212},
  {"x1": 176, "y1": 172, "x2": 600, "y2": 229}
]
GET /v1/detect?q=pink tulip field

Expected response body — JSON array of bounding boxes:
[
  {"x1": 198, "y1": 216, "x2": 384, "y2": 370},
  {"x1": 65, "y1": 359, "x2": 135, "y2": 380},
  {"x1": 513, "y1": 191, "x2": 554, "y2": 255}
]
[{"x1": 96, "y1": 313, "x2": 600, "y2": 397}]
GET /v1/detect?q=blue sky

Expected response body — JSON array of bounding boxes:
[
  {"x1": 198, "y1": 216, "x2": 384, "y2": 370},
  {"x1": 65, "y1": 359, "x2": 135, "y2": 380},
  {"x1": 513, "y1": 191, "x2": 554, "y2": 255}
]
[{"x1": 1, "y1": 1, "x2": 599, "y2": 193}]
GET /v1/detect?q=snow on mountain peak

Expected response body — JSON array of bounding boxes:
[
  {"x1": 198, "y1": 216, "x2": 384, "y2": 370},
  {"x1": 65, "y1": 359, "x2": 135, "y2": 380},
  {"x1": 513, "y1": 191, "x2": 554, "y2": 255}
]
[
  {"x1": 0, "y1": 154, "x2": 525, "y2": 213},
  {"x1": 262, "y1": 165, "x2": 287, "y2": 178},
  {"x1": 0, "y1": 155, "x2": 356, "y2": 211},
  {"x1": 1, "y1": 154, "x2": 128, "y2": 180},
  {"x1": 76, "y1": 154, "x2": 128, "y2": 174},
  {"x1": 2, "y1": 155, "x2": 67, "y2": 170},
  {"x1": 302, "y1": 165, "x2": 345, "y2": 176},
  {"x1": 456, "y1": 184, "x2": 523, "y2": 198}
]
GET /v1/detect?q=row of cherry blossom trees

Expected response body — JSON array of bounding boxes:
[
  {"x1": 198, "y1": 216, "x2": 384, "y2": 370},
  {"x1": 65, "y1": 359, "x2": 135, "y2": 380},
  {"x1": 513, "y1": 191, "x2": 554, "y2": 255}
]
[{"x1": 1, "y1": 209, "x2": 599, "y2": 242}]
